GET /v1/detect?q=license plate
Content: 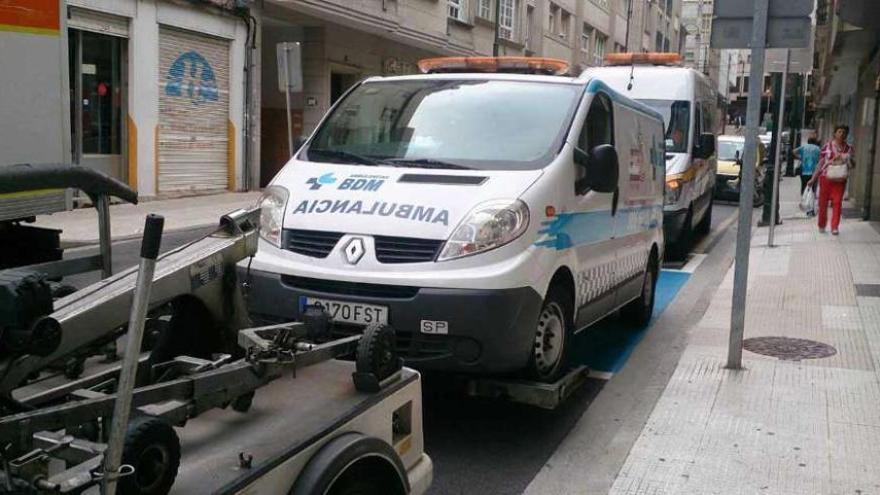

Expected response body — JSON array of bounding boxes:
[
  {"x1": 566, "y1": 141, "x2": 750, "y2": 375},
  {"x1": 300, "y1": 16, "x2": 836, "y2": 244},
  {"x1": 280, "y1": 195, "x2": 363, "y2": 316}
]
[{"x1": 300, "y1": 297, "x2": 388, "y2": 326}]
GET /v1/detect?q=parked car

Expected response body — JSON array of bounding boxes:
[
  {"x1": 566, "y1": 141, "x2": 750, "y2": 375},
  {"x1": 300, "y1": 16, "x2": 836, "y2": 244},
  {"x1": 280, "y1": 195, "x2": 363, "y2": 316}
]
[{"x1": 714, "y1": 135, "x2": 766, "y2": 206}]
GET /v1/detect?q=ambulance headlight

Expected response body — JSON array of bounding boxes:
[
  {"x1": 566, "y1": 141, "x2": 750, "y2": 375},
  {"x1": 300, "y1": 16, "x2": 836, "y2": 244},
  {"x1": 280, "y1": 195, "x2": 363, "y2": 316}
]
[
  {"x1": 257, "y1": 185, "x2": 289, "y2": 247},
  {"x1": 665, "y1": 179, "x2": 682, "y2": 205},
  {"x1": 438, "y1": 200, "x2": 529, "y2": 261}
]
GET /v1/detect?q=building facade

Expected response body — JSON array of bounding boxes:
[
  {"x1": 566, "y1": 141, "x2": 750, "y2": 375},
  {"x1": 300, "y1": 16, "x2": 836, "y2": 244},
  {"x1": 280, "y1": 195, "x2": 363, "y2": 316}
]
[
  {"x1": 64, "y1": 0, "x2": 249, "y2": 199},
  {"x1": 624, "y1": 0, "x2": 684, "y2": 54},
  {"x1": 255, "y1": 0, "x2": 684, "y2": 187},
  {"x1": 680, "y1": 0, "x2": 720, "y2": 92},
  {"x1": 812, "y1": 0, "x2": 880, "y2": 218}
]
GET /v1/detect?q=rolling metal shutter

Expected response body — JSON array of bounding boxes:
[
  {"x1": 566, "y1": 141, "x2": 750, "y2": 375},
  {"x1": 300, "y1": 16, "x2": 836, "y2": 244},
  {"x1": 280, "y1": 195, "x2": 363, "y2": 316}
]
[
  {"x1": 158, "y1": 26, "x2": 229, "y2": 193},
  {"x1": 68, "y1": 7, "x2": 129, "y2": 38}
]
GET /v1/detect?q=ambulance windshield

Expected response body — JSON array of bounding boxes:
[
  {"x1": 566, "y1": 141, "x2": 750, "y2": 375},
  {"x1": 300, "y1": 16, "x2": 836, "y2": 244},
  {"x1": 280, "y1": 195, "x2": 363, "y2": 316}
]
[
  {"x1": 306, "y1": 79, "x2": 581, "y2": 171},
  {"x1": 640, "y1": 99, "x2": 691, "y2": 153}
]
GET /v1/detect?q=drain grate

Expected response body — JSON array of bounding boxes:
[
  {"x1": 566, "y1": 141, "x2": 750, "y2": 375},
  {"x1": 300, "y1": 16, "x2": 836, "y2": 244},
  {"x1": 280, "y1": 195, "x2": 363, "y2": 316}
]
[{"x1": 743, "y1": 337, "x2": 837, "y2": 361}]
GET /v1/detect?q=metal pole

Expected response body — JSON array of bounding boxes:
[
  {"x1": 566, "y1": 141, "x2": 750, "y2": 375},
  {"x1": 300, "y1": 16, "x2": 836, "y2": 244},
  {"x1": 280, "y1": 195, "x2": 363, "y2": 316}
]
[
  {"x1": 96, "y1": 194, "x2": 113, "y2": 279},
  {"x1": 102, "y1": 214, "x2": 164, "y2": 495},
  {"x1": 768, "y1": 49, "x2": 789, "y2": 246},
  {"x1": 493, "y1": 0, "x2": 501, "y2": 56},
  {"x1": 728, "y1": 0, "x2": 769, "y2": 370},
  {"x1": 283, "y1": 45, "x2": 294, "y2": 158},
  {"x1": 863, "y1": 76, "x2": 880, "y2": 220}
]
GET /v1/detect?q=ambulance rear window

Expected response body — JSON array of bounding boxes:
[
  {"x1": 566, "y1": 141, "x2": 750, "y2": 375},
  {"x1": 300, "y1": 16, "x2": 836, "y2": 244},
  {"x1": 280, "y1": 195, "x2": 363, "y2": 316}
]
[{"x1": 305, "y1": 79, "x2": 581, "y2": 171}]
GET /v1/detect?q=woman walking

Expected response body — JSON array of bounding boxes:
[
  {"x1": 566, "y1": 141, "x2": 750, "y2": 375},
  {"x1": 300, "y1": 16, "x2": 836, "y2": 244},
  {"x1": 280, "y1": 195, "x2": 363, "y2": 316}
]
[{"x1": 808, "y1": 125, "x2": 855, "y2": 235}]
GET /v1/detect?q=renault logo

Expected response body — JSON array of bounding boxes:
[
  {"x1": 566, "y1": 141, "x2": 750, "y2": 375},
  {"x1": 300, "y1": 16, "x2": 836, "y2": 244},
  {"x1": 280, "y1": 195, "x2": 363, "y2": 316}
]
[{"x1": 343, "y1": 237, "x2": 365, "y2": 265}]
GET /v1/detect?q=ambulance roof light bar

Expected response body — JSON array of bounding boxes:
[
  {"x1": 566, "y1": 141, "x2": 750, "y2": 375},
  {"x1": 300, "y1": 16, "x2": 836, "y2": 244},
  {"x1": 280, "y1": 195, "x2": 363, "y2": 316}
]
[
  {"x1": 417, "y1": 56, "x2": 571, "y2": 75},
  {"x1": 603, "y1": 52, "x2": 683, "y2": 66}
]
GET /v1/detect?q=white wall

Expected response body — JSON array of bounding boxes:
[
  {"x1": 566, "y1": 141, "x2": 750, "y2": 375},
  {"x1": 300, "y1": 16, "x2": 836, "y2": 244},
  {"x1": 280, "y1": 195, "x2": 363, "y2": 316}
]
[{"x1": 70, "y1": 0, "x2": 247, "y2": 197}]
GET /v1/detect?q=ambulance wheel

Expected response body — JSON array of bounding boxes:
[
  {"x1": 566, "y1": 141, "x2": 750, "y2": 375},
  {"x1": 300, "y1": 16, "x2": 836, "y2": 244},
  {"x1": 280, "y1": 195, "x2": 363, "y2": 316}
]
[
  {"x1": 529, "y1": 285, "x2": 573, "y2": 383},
  {"x1": 621, "y1": 253, "x2": 659, "y2": 327},
  {"x1": 668, "y1": 208, "x2": 693, "y2": 261},
  {"x1": 356, "y1": 323, "x2": 399, "y2": 382},
  {"x1": 696, "y1": 197, "x2": 713, "y2": 236},
  {"x1": 120, "y1": 416, "x2": 180, "y2": 495}
]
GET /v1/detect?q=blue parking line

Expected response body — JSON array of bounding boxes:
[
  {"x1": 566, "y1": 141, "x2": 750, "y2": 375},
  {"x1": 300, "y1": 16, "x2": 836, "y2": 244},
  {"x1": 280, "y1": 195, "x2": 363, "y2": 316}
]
[{"x1": 573, "y1": 270, "x2": 690, "y2": 374}]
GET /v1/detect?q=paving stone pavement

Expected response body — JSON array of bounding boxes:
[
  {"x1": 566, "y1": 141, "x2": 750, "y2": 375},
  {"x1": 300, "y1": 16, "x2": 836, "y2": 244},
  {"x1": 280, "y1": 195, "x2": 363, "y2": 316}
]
[
  {"x1": 609, "y1": 179, "x2": 880, "y2": 495},
  {"x1": 33, "y1": 191, "x2": 262, "y2": 244}
]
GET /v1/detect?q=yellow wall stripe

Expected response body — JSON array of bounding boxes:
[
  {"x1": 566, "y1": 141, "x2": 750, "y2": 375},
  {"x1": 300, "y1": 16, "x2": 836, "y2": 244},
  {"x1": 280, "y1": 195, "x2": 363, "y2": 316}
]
[
  {"x1": 127, "y1": 116, "x2": 138, "y2": 191},
  {"x1": 0, "y1": 189, "x2": 63, "y2": 200},
  {"x1": 0, "y1": 24, "x2": 59, "y2": 36},
  {"x1": 154, "y1": 125, "x2": 160, "y2": 195},
  {"x1": 227, "y1": 119, "x2": 236, "y2": 191}
]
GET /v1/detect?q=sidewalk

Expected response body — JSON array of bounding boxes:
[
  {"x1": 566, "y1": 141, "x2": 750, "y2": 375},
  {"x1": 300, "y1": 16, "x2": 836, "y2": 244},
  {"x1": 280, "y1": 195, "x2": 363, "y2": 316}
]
[
  {"x1": 33, "y1": 191, "x2": 261, "y2": 245},
  {"x1": 605, "y1": 179, "x2": 880, "y2": 494}
]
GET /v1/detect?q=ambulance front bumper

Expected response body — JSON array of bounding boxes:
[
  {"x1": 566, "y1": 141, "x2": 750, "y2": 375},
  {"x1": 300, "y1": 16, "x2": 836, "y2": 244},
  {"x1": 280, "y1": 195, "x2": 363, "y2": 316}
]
[{"x1": 242, "y1": 268, "x2": 543, "y2": 374}]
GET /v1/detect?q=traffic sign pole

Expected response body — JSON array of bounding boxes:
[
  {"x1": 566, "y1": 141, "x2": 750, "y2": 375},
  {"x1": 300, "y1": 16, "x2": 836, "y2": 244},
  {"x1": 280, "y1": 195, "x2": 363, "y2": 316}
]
[{"x1": 727, "y1": 0, "x2": 770, "y2": 370}]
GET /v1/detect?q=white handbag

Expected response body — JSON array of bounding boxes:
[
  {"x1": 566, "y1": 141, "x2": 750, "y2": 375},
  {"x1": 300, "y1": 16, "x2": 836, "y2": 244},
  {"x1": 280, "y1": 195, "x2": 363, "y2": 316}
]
[{"x1": 825, "y1": 153, "x2": 850, "y2": 182}]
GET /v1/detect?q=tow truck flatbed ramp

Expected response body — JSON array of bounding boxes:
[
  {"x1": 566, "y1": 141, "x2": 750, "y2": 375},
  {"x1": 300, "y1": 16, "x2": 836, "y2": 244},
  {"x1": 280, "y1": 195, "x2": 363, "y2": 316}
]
[{"x1": 173, "y1": 360, "x2": 427, "y2": 494}]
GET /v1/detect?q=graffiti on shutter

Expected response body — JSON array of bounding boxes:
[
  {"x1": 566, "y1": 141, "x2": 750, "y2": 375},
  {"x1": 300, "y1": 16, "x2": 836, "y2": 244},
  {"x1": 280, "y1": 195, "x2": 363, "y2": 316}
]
[{"x1": 158, "y1": 26, "x2": 229, "y2": 193}]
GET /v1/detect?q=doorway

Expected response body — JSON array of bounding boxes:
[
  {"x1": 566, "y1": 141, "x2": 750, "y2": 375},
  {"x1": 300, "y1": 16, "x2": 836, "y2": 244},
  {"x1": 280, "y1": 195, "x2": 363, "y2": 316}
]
[
  {"x1": 69, "y1": 29, "x2": 127, "y2": 182},
  {"x1": 330, "y1": 70, "x2": 361, "y2": 104}
]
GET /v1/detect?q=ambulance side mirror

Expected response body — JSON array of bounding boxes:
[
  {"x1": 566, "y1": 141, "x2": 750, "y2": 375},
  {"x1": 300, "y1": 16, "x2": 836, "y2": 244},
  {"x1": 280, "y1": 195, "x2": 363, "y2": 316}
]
[
  {"x1": 697, "y1": 133, "x2": 715, "y2": 159},
  {"x1": 575, "y1": 144, "x2": 619, "y2": 195}
]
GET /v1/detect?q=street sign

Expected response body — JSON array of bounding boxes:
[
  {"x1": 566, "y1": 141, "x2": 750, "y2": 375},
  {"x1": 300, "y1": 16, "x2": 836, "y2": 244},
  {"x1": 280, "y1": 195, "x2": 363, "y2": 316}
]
[
  {"x1": 711, "y1": 17, "x2": 812, "y2": 48},
  {"x1": 276, "y1": 42, "x2": 303, "y2": 93},
  {"x1": 714, "y1": 0, "x2": 814, "y2": 18},
  {"x1": 765, "y1": 45, "x2": 813, "y2": 73}
]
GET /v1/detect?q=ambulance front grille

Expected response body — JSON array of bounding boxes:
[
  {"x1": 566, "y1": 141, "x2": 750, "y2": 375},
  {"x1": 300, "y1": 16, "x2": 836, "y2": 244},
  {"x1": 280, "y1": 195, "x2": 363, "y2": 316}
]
[
  {"x1": 283, "y1": 229, "x2": 344, "y2": 258},
  {"x1": 374, "y1": 236, "x2": 444, "y2": 264}
]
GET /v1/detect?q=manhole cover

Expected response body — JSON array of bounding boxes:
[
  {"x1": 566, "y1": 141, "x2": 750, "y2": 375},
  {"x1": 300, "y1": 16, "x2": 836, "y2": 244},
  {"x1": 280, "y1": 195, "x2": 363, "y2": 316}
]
[{"x1": 742, "y1": 337, "x2": 837, "y2": 361}]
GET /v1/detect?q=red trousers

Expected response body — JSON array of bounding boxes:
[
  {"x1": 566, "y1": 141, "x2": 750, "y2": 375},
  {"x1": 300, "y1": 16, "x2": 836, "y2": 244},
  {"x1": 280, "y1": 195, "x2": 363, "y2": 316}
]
[{"x1": 817, "y1": 176, "x2": 846, "y2": 231}]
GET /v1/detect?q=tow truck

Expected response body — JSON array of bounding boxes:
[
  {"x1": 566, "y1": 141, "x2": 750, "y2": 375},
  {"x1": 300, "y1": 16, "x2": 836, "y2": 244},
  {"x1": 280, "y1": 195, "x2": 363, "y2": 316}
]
[{"x1": 0, "y1": 167, "x2": 431, "y2": 494}]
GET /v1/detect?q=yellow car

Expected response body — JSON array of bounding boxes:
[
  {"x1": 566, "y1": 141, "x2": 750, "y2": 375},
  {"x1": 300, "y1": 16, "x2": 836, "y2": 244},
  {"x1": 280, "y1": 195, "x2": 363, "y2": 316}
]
[{"x1": 714, "y1": 135, "x2": 766, "y2": 206}]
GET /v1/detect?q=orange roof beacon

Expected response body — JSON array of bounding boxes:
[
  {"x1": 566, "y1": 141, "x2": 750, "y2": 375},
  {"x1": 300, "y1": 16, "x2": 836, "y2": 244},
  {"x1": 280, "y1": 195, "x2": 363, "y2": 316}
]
[
  {"x1": 603, "y1": 52, "x2": 683, "y2": 67},
  {"x1": 417, "y1": 56, "x2": 571, "y2": 75}
]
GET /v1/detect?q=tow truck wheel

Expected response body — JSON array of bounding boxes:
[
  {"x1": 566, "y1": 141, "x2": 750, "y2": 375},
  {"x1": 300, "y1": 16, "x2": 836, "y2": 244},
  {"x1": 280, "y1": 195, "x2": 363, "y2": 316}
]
[
  {"x1": 528, "y1": 285, "x2": 572, "y2": 383},
  {"x1": 356, "y1": 323, "x2": 399, "y2": 382},
  {"x1": 120, "y1": 416, "x2": 180, "y2": 495}
]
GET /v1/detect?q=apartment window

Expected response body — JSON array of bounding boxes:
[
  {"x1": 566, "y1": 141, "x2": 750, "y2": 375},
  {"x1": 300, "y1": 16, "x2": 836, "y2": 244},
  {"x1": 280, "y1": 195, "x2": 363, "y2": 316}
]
[
  {"x1": 560, "y1": 10, "x2": 571, "y2": 38},
  {"x1": 525, "y1": 5, "x2": 534, "y2": 49},
  {"x1": 477, "y1": 0, "x2": 492, "y2": 19},
  {"x1": 549, "y1": 4, "x2": 558, "y2": 34},
  {"x1": 743, "y1": 76, "x2": 750, "y2": 92},
  {"x1": 655, "y1": 32, "x2": 663, "y2": 51},
  {"x1": 594, "y1": 34, "x2": 606, "y2": 64},
  {"x1": 684, "y1": 50, "x2": 695, "y2": 63},
  {"x1": 499, "y1": 0, "x2": 516, "y2": 39},
  {"x1": 663, "y1": 37, "x2": 670, "y2": 52},
  {"x1": 448, "y1": 0, "x2": 468, "y2": 22},
  {"x1": 666, "y1": 0, "x2": 673, "y2": 13},
  {"x1": 763, "y1": 75, "x2": 772, "y2": 92},
  {"x1": 581, "y1": 23, "x2": 593, "y2": 53}
]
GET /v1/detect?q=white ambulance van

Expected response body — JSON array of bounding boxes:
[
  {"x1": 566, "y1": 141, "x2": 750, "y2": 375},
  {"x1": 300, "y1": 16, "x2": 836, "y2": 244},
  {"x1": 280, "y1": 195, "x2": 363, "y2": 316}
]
[
  {"x1": 246, "y1": 57, "x2": 666, "y2": 381},
  {"x1": 583, "y1": 53, "x2": 719, "y2": 259}
]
